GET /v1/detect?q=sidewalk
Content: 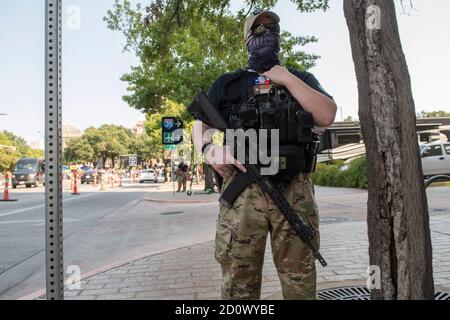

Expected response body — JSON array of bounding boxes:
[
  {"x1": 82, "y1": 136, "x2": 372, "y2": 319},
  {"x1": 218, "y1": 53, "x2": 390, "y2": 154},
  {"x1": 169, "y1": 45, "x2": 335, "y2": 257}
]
[
  {"x1": 145, "y1": 181, "x2": 219, "y2": 204},
  {"x1": 62, "y1": 212, "x2": 450, "y2": 300}
]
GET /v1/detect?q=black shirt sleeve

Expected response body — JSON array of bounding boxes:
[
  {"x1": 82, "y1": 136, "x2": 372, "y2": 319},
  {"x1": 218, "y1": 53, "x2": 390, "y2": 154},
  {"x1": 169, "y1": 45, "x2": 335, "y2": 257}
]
[
  {"x1": 289, "y1": 69, "x2": 333, "y2": 100},
  {"x1": 207, "y1": 71, "x2": 246, "y2": 120},
  {"x1": 207, "y1": 77, "x2": 223, "y2": 109}
]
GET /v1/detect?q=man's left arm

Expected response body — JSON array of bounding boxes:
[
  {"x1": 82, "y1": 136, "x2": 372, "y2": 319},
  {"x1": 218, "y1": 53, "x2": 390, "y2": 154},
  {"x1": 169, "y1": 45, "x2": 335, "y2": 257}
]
[{"x1": 263, "y1": 66, "x2": 337, "y2": 127}]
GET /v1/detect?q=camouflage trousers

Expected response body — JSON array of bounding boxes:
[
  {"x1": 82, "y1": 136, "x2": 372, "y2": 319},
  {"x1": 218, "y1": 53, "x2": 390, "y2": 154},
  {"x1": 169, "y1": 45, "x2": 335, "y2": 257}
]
[{"x1": 214, "y1": 172, "x2": 320, "y2": 300}]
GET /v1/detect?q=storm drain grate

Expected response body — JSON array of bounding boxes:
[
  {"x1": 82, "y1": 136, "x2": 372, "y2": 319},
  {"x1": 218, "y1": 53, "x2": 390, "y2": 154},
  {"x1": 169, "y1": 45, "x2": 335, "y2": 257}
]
[
  {"x1": 317, "y1": 286, "x2": 450, "y2": 300},
  {"x1": 435, "y1": 292, "x2": 450, "y2": 300},
  {"x1": 160, "y1": 211, "x2": 183, "y2": 216},
  {"x1": 317, "y1": 286, "x2": 371, "y2": 300}
]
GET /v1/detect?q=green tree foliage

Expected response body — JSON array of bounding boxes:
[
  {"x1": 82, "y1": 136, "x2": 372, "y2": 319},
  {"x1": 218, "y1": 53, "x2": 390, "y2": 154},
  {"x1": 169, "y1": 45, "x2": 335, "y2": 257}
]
[
  {"x1": 0, "y1": 149, "x2": 21, "y2": 173},
  {"x1": 64, "y1": 137, "x2": 95, "y2": 164},
  {"x1": 99, "y1": 125, "x2": 135, "y2": 167},
  {"x1": 129, "y1": 132, "x2": 155, "y2": 160},
  {"x1": 311, "y1": 157, "x2": 368, "y2": 189},
  {"x1": 143, "y1": 99, "x2": 191, "y2": 159},
  {"x1": 71, "y1": 125, "x2": 136, "y2": 167},
  {"x1": 417, "y1": 110, "x2": 450, "y2": 118},
  {"x1": 64, "y1": 124, "x2": 163, "y2": 166},
  {"x1": 104, "y1": 0, "x2": 329, "y2": 114},
  {"x1": 0, "y1": 131, "x2": 44, "y2": 172}
]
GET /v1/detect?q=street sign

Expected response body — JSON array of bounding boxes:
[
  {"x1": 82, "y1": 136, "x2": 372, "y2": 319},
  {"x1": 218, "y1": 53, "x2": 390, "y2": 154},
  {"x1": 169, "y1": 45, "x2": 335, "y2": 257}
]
[
  {"x1": 164, "y1": 145, "x2": 176, "y2": 150},
  {"x1": 162, "y1": 117, "x2": 183, "y2": 145},
  {"x1": 129, "y1": 154, "x2": 138, "y2": 166}
]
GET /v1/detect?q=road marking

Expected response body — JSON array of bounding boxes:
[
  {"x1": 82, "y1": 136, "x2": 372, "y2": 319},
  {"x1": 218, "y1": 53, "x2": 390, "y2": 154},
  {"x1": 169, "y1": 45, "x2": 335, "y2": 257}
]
[
  {"x1": 0, "y1": 193, "x2": 98, "y2": 218},
  {"x1": 0, "y1": 218, "x2": 80, "y2": 226}
]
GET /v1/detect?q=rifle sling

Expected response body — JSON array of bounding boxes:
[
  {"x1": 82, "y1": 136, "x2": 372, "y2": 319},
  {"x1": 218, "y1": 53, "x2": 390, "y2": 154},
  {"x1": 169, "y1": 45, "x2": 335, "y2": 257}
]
[{"x1": 219, "y1": 170, "x2": 257, "y2": 208}]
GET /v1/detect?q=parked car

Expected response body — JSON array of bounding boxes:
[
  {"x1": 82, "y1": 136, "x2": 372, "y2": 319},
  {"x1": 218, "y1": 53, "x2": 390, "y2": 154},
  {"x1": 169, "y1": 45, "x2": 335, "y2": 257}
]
[
  {"x1": 11, "y1": 158, "x2": 45, "y2": 188},
  {"x1": 80, "y1": 168, "x2": 96, "y2": 184},
  {"x1": 420, "y1": 142, "x2": 450, "y2": 177},
  {"x1": 139, "y1": 169, "x2": 158, "y2": 183}
]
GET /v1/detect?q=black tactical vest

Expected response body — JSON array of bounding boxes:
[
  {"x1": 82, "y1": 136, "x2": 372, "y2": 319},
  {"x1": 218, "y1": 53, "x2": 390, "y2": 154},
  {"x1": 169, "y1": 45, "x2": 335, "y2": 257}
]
[{"x1": 220, "y1": 69, "x2": 318, "y2": 181}]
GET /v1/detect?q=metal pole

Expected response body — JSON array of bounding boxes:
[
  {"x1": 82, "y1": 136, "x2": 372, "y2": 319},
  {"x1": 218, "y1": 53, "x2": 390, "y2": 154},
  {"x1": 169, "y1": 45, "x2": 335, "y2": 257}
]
[
  {"x1": 45, "y1": 0, "x2": 64, "y2": 300},
  {"x1": 171, "y1": 150, "x2": 175, "y2": 195}
]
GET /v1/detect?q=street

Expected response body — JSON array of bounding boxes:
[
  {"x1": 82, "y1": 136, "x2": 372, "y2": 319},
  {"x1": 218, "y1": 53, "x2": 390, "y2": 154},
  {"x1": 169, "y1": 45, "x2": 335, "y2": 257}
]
[
  {"x1": 0, "y1": 180, "x2": 219, "y2": 300},
  {"x1": 0, "y1": 180, "x2": 449, "y2": 300}
]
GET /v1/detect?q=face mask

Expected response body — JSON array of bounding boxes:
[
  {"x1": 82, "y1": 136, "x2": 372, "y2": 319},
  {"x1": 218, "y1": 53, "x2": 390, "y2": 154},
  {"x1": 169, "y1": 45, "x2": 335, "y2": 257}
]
[{"x1": 246, "y1": 27, "x2": 281, "y2": 73}]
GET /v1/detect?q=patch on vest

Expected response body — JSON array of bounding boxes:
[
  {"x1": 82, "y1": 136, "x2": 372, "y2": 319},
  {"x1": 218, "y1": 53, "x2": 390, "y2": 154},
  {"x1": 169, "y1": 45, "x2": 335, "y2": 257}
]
[{"x1": 253, "y1": 75, "x2": 272, "y2": 95}]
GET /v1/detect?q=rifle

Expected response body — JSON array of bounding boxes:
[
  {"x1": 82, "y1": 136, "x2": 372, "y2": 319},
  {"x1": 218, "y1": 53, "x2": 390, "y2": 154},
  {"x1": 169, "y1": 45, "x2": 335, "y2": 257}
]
[{"x1": 188, "y1": 91, "x2": 327, "y2": 267}]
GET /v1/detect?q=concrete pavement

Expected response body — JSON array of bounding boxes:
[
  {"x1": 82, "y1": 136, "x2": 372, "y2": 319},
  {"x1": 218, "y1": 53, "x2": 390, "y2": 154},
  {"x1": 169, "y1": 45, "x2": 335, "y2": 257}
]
[
  {"x1": 60, "y1": 211, "x2": 450, "y2": 300},
  {"x1": 22, "y1": 184, "x2": 450, "y2": 300},
  {"x1": 0, "y1": 179, "x2": 219, "y2": 299}
]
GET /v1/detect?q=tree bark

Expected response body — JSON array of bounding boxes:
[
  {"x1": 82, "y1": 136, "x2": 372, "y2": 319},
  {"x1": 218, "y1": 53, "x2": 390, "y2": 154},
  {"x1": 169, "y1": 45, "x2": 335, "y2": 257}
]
[{"x1": 343, "y1": 0, "x2": 434, "y2": 299}]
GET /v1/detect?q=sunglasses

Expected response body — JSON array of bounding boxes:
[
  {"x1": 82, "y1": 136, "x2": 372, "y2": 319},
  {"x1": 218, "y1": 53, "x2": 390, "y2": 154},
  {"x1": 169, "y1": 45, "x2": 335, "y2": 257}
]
[{"x1": 250, "y1": 23, "x2": 280, "y2": 37}]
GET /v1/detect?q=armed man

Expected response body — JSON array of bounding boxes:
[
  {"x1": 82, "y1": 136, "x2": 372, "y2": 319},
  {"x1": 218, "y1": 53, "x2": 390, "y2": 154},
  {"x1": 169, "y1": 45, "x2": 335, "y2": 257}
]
[{"x1": 191, "y1": 9, "x2": 337, "y2": 300}]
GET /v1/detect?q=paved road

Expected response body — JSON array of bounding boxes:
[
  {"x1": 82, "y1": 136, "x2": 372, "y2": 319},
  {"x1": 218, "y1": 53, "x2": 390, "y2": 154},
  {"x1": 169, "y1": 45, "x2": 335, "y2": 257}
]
[
  {"x1": 0, "y1": 180, "x2": 447, "y2": 300},
  {"x1": 0, "y1": 181, "x2": 219, "y2": 300}
]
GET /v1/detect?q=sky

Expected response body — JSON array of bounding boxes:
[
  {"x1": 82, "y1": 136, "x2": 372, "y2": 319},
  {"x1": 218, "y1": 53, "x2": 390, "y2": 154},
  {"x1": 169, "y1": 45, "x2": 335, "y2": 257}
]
[{"x1": 0, "y1": 0, "x2": 450, "y2": 148}]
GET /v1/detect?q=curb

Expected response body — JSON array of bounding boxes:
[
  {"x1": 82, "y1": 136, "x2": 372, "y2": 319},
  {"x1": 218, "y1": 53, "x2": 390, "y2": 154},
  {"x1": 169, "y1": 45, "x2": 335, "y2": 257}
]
[
  {"x1": 145, "y1": 197, "x2": 217, "y2": 204},
  {"x1": 18, "y1": 239, "x2": 215, "y2": 300},
  {"x1": 18, "y1": 252, "x2": 154, "y2": 300},
  {"x1": 428, "y1": 182, "x2": 450, "y2": 187}
]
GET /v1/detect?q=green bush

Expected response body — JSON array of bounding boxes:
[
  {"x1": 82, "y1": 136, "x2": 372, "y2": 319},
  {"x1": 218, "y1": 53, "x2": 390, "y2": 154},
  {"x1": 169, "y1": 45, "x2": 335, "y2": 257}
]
[{"x1": 311, "y1": 156, "x2": 368, "y2": 189}]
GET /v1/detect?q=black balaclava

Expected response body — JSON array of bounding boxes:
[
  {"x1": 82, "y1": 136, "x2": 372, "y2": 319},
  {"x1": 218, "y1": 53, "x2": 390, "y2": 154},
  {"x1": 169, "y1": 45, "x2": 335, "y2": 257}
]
[{"x1": 246, "y1": 27, "x2": 281, "y2": 73}]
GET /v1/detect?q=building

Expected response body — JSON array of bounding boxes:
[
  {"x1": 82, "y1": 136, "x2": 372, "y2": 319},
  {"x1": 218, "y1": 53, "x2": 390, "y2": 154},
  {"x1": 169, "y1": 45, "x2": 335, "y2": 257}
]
[
  {"x1": 317, "y1": 117, "x2": 450, "y2": 163},
  {"x1": 415, "y1": 117, "x2": 450, "y2": 142},
  {"x1": 62, "y1": 123, "x2": 83, "y2": 150},
  {"x1": 132, "y1": 121, "x2": 145, "y2": 136},
  {"x1": 317, "y1": 122, "x2": 365, "y2": 163}
]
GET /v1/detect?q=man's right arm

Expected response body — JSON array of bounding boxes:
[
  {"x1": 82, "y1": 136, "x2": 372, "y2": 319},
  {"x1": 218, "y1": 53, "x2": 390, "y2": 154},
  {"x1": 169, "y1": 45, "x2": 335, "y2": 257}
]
[{"x1": 193, "y1": 74, "x2": 246, "y2": 178}]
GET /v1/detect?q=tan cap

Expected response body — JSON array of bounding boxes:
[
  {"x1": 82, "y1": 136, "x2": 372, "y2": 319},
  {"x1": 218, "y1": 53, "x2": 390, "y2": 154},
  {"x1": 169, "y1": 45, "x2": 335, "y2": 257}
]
[{"x1": 243, "y1": 9, "x2": 280, "y2": 41}]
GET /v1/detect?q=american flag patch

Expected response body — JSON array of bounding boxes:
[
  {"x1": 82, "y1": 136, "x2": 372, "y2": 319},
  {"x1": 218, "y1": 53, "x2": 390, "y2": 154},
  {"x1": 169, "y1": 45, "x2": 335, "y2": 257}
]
[{"x1": 254, "y1": 75, "x2": 271, "y2": 85}]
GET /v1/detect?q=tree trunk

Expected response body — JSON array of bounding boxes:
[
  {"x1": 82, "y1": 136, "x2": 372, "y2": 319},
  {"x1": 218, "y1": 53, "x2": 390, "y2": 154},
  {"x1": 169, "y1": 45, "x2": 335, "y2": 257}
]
[
  {"x1": 102, "y1": 156, "x2": 107, "y2": 169},
  {"x1": 204, "y1": 163, "x2": 215, "y2": 191},
  {"x1": 343, "y1": 0, "x2": 434, "y2": 299}
]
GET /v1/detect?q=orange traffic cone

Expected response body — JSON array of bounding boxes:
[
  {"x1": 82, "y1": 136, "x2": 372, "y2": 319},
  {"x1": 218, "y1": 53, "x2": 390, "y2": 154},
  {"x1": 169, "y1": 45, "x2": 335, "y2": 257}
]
[
  {"x1": 1, "y1": 173, "x2": 18, "y2": 202},
  {"x1": 71, "y1": 171, "x2": 80, "y2": 195},
  {"x1": 100, "y1": 173, "x2": 104, "y2": 192}
]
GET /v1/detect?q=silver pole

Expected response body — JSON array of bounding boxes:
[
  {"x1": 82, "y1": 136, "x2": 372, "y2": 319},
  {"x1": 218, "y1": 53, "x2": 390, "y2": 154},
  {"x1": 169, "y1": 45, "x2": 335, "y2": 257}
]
[{"x1": 45, "y1": 0, "x2": 64, "y2": 300}]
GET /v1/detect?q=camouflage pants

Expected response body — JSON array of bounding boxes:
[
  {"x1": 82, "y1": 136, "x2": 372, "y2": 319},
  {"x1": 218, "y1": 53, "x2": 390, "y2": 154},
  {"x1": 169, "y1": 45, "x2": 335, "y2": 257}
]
[{"x1": 214, "y1": 172, "x2": 320, "y2": 300}]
